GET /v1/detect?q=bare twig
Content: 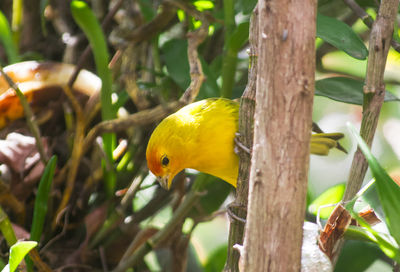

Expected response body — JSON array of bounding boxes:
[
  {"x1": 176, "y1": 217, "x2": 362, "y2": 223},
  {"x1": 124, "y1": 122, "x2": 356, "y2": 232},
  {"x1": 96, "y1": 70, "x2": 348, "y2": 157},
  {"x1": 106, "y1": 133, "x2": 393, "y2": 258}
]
[
  {"x1": 83, "y1": 20, "x2": 208, "y2": 152},
  {"x1": 52, "y1": 1, "x2": 125, "y2": 226},
  {"x1": 334, "y1": 0, "x2": 400, "y2": 264},
  {"x1": 224, "y1": 7, "x2": 258, "y2": 272},
  {"x1": 179, "y1": 23, "x2": 208, "y2": 104},
  {"x1": 52, "y1": 116, "x2": 85, "y2": 229},
  {"x1": 121, "y1": 2, "x2": 177, "y2": 43},
  {"x1": 343, "y1": 0, "x2": 374, "y2": 27},
  {"x1": 343, "y1": 0, "x2": 400, "y2": 52},
  {"x1": 83, "y1": 100, "x2": 184, "y2": 152},
  {"x1": 28, "y1": 248, "x2": 52, "y2": 272},
  {"x1": 112, "y1": 189, "x2": 202, "y2": 272},
  {"x1": 342, "y1": 0, "x2": 399, "y2": 202}
]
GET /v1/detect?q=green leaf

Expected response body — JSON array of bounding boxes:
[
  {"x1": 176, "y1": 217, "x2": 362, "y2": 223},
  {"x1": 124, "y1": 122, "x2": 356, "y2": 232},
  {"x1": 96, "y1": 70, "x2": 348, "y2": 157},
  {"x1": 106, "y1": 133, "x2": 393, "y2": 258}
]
[
  {"x1": 347, "y1": 122, "x2": 400, "y2": 247},
  {"x1": 162, "y1": 39, "x2": 190, "y2": 90},
  {"x1": 70, "y1": 0, "x2": 114, "y2": 121},
  {"x1": 344, "y1": 225, "x2": 379, "y2": 242},
  {"x1": 317, "y1": 13, "x2": 368, "y2": 60},
  {"x1": 40, "y1": 0, "x2": 49, "y2": 36},
  {"x1": 138, "y1": 0, "x2": 155, "y2": 21},
  {"x1": 345, "y1": 201, "x2": 400, "y2": 262},
  {"x1": 71, "y1": 0, "x2": 116, "y2": 197},
  {"x1": 203, "y1": 244, "x2": 228, "y2": 272},
  {"x1": 358, "y1": 179, "x2": 385, "y2": 222},
  {"x1": 227, "y1": 21, "x2": 249, "y2": 52},
  {"x1": 197, "y1": 58, "x2": 220, "y2": 99},
  {"x1": 335, "y1": 240, "x2": 387, "y2": 272},
  {"x1": 162, "y1": 39, "x2": 220, "y2": 99},
  {"x1": 315, "y1": 77, "x2": 400, "y2": 105},
  {"x1": 237, "y1": 0, "x2": 257, "y2": 14},
  {"x1": 5, "y1": 241, "x2": 37, "y2": 272},
  {"x1": 308, "y1": 183, "x2": 345, "y2": 219},
  {"x1": 0, "y1": 11, "x2": 19, "y2": 63},
  {"x1": 30, "y1": 156, "x2": 57, "y2": 242},
  {"x1": 0, "y1": 207, "x2": 17, "y2": 247},
  {"x1": 189, "y1": 173, "x2": 232, "y2": 217}
]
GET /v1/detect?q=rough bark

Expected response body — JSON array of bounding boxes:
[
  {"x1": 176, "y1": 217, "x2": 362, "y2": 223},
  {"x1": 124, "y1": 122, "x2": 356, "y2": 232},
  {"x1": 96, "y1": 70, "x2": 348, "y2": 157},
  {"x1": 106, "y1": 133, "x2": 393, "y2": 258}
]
[
  {"x1": 334, "y1": 0, "x2": 400, "y2": 264},
  {"x1": 242, "y1": 1, "x2": 317, "y2": 271},
  {"x1": 342, "y1": 0, "x2": 400, "y2": 202},
  {"x1": 224, "y1": 8, "x2": 258, "y2": 272}
]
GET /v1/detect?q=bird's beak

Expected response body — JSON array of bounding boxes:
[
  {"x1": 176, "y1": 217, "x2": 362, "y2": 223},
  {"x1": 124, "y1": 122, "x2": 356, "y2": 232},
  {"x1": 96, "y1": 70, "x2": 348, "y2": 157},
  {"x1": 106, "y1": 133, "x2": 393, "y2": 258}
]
[{"x1": 157, "y1": 175, "x2": 171, "y2": 190}]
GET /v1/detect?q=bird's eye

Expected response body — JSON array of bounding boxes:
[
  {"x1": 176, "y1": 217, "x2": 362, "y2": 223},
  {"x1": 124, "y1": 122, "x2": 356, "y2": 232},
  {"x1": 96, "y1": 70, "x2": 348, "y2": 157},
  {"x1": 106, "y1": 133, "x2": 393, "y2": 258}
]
[{"x1": 161, "y1": 155, "x2": 169, "y2": 167}]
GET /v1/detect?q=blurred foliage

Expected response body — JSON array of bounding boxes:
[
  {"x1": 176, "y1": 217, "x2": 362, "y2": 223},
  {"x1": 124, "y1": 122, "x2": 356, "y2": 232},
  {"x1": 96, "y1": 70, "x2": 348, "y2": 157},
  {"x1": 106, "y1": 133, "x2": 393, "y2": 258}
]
[{"x1": 0, "y1": 0, "x2": 399, "y2": 271}]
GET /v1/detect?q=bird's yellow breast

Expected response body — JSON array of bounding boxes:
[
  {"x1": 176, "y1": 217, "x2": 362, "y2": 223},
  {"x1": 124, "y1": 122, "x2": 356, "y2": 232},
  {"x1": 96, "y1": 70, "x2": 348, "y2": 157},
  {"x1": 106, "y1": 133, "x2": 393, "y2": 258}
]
[{"x1": 146, "y1": 98, "x2": 239, "y2": 187}]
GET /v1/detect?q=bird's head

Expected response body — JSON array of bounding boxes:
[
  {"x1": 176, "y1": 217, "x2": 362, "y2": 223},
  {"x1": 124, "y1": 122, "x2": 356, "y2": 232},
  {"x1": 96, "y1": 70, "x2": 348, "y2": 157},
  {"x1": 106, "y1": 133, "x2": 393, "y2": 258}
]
[{"x1": 146, "y1": 117, "x2": 188, "y2": 190}]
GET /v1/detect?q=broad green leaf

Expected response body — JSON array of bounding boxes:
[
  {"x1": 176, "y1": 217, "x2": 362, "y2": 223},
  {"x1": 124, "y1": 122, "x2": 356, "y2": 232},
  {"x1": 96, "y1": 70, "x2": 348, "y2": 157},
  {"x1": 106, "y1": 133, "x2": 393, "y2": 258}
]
[
  {"x1": 5, "y1": 241, "x2": 37, "y2": 272},
  {"x1": 317, "y1": 13, "x2": 368, "y2": 60},
  {"x1": 0, "y1": 11, "x2": 19, "y2": 63},
  {"x1": 198, "y1": 58, "x2": 220, "y2": 99},
  {"x1": 0, "y1": 207, "x2": 17, "y2": 247},
  {"x1": 345, "y1": 225, "x2": 378, "y2": 242},
  {"x1": 227, "y1": 21, "x2": 249, "y2": 52},
  {"x1": 204, "y1": 244, "x2": 228, "y2": 272},
  {"x1": 347, "y1": 123, "x2": 400, "y2": 247},
  {"x1": 30, "y1": 156, "x2": 57, "y2": 242},
  {"x1": 315, "y1": 77, "x2": 400, "y2": 105},
  {"x1": 70, "y1": 0, "x2": 114, "y2": 121},
  {"x1": 358, "y1": 179, "x2": 385, "y2": 222},
  {"x1": 162, "y1": 39, "x2": 220, "y2": 98},
  {"x1": 237, "y1": 0, "x2": 257, "y2": 14},
  {"x1": 345, "y1": 200, "x2": 400, "y2": 262},
  {"x1": 26, "y1": 155, "x2": 57, "y2": 270},
  {"x1": 335, "y1": 240, "x2": 387, "y2": 272},
  {"x1": 308, "y1": 183, "x2": 345, "y2": 219},
  {"x1": 162, "y1": 39, "x2": 190, "y2": 90},
  {"x1": 71, "y1": 0, "x2": 116, "y2": 197},
  {"x1": 138, "y1": 0, "x2": 155, "y2": 21}
]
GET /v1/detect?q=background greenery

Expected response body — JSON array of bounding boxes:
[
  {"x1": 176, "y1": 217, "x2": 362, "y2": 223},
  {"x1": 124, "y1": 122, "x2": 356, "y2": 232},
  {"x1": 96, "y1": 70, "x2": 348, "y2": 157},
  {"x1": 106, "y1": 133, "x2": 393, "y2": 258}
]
[{"x1": 0, "y1": 0, "x2": 399, "y2": 271}]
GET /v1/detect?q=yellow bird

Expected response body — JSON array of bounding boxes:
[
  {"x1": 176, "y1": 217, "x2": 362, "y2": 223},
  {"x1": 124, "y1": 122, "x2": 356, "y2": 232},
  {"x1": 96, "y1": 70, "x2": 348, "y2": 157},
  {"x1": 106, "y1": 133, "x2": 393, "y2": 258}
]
[{"x1": 146, "y1": 98, "x2": 344, "y2": 190}]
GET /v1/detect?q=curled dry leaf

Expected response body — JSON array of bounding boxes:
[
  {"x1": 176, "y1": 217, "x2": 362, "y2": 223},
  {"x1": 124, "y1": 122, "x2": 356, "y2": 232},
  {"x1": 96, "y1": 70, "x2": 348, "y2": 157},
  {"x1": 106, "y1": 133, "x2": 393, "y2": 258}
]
[
  {"x1": 0, "y1": 61, "x2": 101, "y2": 129},
  {"x1": 0, "y1": 133, "x2": 50, "y2": 201},
  {"x1": 351, "y1": 207, "x2": 381, "y2": 226},
  {"x1": 0, "y1": 132, "x2": 48, "y2": 174},
  {"x1": 318, "y1": 204, "x2": 352, "y2": 260}
]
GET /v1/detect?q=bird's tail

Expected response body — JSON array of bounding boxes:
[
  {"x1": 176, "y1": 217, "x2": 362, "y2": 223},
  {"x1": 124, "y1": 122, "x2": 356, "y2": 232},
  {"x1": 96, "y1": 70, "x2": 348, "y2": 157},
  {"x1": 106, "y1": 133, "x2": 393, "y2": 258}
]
[{"x1": 310, "y1": 133, "x2": 346, "y2": 155}]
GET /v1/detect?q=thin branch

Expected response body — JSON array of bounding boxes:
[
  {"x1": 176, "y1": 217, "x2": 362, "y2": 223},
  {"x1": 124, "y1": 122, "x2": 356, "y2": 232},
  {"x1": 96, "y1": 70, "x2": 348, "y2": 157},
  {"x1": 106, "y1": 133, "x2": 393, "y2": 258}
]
[
  {"x1": 334, "y1": 0, "x2": 400, "y2": 263},
  {"x1": 343, "y1": 0, "x2": 400, "y2": 52},
  {"x1": 82, "y1": 20, "x2": 208, "y2": 152},
  {"x1": 120, "y1": 2, "x2": 177, "y2": 43},
  {"x1": 224, "y1": 7, "x2": 258, "y2": 271},
  {"x1": 112, "y1": 189, "x2": 202, "y2": 272},
  {"x1": 343, "y1": 0, "x2": 399, "y2": 202}
]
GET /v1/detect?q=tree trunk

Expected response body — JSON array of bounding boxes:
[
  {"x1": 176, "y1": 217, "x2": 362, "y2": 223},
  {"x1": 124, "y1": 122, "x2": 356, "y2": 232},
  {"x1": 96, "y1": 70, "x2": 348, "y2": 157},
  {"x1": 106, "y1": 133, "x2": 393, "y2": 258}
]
[{"x1": 242, "y1": 1, "x2": 317, "y2": 271}]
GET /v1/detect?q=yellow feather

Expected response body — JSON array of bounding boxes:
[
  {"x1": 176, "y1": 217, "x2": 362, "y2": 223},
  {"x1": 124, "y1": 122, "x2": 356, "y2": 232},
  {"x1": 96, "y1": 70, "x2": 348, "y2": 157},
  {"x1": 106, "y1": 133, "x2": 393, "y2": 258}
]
[{"x1": 146, "y1": 98, "x2": 344, "y2": 189}]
